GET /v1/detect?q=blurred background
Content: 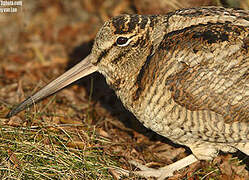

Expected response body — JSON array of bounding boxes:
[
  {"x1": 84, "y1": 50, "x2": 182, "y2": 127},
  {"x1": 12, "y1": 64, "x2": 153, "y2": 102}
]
[{"x1": 0, "y1": 0, "x2": 249, "y2": 179}]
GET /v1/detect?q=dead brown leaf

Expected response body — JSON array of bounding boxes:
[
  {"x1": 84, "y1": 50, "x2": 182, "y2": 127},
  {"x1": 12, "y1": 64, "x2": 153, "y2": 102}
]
[
  {"x1": 134, "y1": 0, "x2": 215, "y2": 14},
  {"x1": 98, "y1": 128, "x2": 111, "y2": 138},
  {"x1": 7, "y1": 116, "x2": 23, "y2": 127},
  {"x1": 67, "y1": 141, "x2": 86, "y2": 149},
  {"x1": 220, "y1": 160, "x2": 233, "y2": 177},
  {"x1": 7, "y1": 149, "x2": 22, "y2": 169}
]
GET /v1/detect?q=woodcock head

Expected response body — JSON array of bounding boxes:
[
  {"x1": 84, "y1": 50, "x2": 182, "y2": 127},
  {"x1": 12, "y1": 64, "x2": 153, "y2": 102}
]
[{"x1": 7, "y1": 14, "x2": 165, "y2": 118}]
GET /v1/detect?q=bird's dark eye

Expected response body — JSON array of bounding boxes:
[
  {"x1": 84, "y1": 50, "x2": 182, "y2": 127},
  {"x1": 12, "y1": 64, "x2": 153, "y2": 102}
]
[{"x1": 116, "y1": 37, "x2": 130, "y2": 47}]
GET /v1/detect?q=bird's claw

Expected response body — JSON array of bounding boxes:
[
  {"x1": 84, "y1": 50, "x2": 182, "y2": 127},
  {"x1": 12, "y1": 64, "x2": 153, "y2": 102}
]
[{"x1": 128, "y1": 160, "x2": 174, "y2": 180}]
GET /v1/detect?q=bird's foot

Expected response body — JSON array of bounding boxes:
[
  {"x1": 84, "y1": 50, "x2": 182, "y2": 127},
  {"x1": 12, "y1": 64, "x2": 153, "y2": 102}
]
[
  {"x1": 112, "y1": 162, "x2": 172, "y2": 180},
  {"x1": 116, "y1": 154, "x2": 198, "y2": 180},
  {"x1": 129, "y1": 160, "x2": 174, "y2": 180}
]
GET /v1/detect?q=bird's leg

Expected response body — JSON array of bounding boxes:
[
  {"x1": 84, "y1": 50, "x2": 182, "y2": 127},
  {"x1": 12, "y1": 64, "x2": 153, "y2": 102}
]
[
  {"x1": 127, "y1": 154, "x2": 198, "y2": 180},
  {"x1": 126, "y1": 144, "x2": 220, "y2": 179}
]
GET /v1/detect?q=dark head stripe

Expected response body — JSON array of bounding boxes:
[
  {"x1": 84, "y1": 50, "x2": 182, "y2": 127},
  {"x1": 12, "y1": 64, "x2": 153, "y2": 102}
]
[
  {"x1": 94, "y1": 46, "x2": 112, "y2": 65},
  {"x1": 140, "y1": 16, "x2": 148, "y2": 29},
  {"x1": 113, "y1": 15, "x2": 146, "y2": 35},
  {"x1": 113, "y1": 15, "x2": 128, "y2": 34},
  {"x1": 127, "y1": 15, "x2": 139, "y2": 33}
]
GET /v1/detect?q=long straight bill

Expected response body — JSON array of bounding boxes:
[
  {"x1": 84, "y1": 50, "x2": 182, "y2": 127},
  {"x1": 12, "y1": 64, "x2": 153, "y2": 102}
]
[{"x1": 6, "y1": 55, "x2": 97, "y2": 118}]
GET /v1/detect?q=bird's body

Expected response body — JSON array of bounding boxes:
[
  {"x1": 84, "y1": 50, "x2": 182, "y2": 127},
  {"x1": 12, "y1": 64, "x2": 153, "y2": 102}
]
[
  {"x1": 96, "y1": 7, "x2": 249, "y2": 160},
  {"x1": 7, "y1": 6, "x2": 249, "y2": 179}
]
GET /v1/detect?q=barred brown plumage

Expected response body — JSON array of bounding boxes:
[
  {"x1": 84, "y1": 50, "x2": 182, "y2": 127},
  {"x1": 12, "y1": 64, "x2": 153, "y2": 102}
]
[{"x1": 6, "y1": 6, "x2": 249, "y2": 179}]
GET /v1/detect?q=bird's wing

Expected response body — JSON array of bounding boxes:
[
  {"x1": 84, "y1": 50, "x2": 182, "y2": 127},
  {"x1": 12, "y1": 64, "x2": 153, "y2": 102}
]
[{"x1": 160, "y1": 21, "x2": 249, "y2": 124}]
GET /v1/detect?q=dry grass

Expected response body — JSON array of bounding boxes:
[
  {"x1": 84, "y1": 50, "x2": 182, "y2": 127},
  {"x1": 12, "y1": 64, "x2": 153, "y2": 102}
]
[{"x1": 0, "y1": 122, "x2": 120, "y2": 179}]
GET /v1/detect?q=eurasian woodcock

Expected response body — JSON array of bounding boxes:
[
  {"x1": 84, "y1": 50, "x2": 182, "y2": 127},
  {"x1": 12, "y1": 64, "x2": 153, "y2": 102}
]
[{"x1": 7, "y1": 6, "x2": 249, "y2": 179}]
